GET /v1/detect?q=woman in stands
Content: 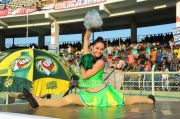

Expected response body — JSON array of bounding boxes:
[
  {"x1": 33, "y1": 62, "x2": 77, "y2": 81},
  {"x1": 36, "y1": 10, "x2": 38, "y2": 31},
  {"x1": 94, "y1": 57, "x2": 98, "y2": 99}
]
[{"x1": 23, "y1": 30, "x2": 155, "y2": 108}]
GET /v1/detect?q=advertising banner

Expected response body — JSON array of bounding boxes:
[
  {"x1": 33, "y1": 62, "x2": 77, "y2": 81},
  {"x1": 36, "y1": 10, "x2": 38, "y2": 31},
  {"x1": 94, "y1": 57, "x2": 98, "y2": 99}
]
[
  {"x1": 172, "y1": 27, "x2": 180, "y2": 45},
  {"x1": 55, "y1": 0, "x2": 106, "y2": 10},
  {"x1": 0, "y1": 8, "x2": 8, "y2": 16}
]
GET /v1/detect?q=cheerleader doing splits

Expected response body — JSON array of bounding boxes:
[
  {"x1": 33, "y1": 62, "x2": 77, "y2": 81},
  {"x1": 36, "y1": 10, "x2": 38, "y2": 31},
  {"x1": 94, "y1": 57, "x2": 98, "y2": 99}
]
[{"x1": 23, "y1": 30, "x2": 155, "y2": 108}]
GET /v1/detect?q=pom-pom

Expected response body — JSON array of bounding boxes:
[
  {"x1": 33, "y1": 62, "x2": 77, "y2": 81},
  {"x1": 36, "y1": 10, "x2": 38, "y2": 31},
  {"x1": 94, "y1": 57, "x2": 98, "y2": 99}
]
[
  {"x1": 79, "y1": 54, "x2": 95, "y2": 70},
  {"x1": 84, "y1": 10, "x2": 103, "y2": 30}
]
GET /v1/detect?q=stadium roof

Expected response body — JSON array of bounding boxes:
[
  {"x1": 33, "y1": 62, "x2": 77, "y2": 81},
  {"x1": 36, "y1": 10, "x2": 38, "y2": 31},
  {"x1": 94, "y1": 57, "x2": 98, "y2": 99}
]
[{"x1": 0, "y1": 0, "x2": 176, "y2": 38}]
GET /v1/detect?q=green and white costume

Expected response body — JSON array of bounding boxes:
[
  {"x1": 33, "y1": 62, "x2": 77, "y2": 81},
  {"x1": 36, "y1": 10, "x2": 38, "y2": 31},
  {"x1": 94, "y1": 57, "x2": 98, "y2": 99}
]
[{"x1": 77, "y1": 67, "x2": 125, "y2": 106}]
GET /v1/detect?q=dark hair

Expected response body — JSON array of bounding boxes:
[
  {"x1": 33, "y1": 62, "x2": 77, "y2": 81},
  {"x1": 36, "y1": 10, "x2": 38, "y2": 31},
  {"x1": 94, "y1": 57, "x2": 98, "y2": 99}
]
[
  {"x1": 94, "y1": 54, "x2": 103, "y2": 62},
  {"x1": 93, "y1": 37, "x2": 106, "y2": 47},
  {"x1": 150, "y1": 47, "x2": 154, "y2": 50},
  {"x1": 92, "y1": 37, "x2": 105, "y2": 60}
]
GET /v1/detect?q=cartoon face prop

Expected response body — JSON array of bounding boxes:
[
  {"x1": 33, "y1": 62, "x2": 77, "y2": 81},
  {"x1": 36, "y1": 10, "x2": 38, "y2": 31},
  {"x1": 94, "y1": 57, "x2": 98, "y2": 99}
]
[
  {"x1": 11, "y1": 57, "x2": 31, "y2": 71},
  {"x1": 36, "y1": 58, "x2": 56, "y2": 76}
]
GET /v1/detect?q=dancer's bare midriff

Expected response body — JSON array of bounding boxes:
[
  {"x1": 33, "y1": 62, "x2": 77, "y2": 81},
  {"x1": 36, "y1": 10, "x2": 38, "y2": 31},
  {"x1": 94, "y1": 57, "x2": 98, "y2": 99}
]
[{"x1": 85, "y1": 83, "x2": 106, "y2": 92}]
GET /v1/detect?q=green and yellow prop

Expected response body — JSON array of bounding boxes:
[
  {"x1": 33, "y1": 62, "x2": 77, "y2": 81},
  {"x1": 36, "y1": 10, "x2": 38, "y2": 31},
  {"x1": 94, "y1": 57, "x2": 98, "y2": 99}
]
[{"x1": 0, "y1": 49, "x2": 71, "y2": 96}]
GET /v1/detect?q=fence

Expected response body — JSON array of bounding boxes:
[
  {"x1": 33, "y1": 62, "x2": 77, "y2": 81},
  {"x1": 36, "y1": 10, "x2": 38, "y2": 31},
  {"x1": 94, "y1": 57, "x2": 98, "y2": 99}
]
[{"x1": 104, "y1": 69, "x2": 180, "y2": 100}]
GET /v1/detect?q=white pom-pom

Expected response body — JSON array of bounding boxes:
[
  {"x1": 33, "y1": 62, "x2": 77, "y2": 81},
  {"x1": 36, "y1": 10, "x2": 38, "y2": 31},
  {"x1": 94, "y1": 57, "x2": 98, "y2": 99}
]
[{"x1": 84, "y1": 10, "x2": 103, "y2": 30}]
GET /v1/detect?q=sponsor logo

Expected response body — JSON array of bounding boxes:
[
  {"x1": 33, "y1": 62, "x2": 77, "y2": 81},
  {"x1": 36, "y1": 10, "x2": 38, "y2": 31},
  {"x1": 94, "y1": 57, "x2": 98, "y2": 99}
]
[
  {"x1": 46, "y1": 81, "x2": 57, "y2": 89},
  {"x1": 37, "y1": 58, "x2": 55, "y2": 75},
  {"x1": 11, "y1": 57, "x2": 31, "y2": 71}
]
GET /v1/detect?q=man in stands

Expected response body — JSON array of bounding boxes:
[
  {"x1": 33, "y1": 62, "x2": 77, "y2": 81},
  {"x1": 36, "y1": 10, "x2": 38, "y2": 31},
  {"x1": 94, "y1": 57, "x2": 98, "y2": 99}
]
[
  {"x1": 150, "y1": 47, "x2": 157, "y2": 65},
  {"x1": 138, "y1": 48, "x2": 146, "y2": 65},
  {"x1": 126, "y1": 48, "x2": 136, "y2": 70}
]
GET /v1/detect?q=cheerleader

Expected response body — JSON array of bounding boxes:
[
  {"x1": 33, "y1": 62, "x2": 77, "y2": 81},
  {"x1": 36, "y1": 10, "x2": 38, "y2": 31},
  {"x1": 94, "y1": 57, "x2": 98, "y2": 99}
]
[{"x1": 23, "y1": 10, "x2": 155, "y2": 108}]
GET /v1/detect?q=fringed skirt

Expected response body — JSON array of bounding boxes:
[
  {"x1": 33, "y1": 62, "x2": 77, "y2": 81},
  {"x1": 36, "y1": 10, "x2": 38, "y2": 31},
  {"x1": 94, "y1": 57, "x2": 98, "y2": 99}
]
[{"x1": 77, "y1": 85, "x2": 125, "y2": 106}]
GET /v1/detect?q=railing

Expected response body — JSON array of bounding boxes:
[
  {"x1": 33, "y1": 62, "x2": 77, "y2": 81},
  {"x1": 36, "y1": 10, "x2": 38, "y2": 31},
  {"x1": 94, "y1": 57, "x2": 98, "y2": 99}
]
[{"x1": 104, "y1": 69, "x2": 180, "y2": 100}]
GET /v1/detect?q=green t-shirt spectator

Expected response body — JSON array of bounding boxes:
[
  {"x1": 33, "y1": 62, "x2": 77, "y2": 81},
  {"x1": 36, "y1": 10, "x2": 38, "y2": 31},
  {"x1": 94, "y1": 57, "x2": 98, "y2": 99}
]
[
  {"x1": 114, "y1": 50, "x2": 119, "y2": 55},
  {"x1": 132, "y1": 49, "x2": 138, "y2": 55},
  {"x1": 146, "y1": 47, "x2": 150, "y2": 55}
]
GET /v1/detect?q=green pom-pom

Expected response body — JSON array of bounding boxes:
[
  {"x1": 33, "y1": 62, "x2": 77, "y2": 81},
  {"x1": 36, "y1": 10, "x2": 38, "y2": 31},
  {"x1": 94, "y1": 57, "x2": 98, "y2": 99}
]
[{"x1": 79, "y1": 54, "x2": 95, "y2": 70}]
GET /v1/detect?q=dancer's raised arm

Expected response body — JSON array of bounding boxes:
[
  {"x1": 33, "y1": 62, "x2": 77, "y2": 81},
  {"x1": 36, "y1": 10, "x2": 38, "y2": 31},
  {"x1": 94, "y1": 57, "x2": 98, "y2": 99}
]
[{"x1": 83, "y1": 30, "x2": 92, "y2": 54}]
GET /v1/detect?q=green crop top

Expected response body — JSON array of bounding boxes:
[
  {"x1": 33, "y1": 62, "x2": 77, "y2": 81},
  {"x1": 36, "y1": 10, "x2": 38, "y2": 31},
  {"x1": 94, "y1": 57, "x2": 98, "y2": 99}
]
[{"x1": 78, "y1": 68, "x2": 104, "y2": 88}]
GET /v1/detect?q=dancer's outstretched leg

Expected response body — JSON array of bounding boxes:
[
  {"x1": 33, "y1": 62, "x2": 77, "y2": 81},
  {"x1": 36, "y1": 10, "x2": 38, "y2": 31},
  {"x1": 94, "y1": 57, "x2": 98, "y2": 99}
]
[
  {"x1": 34, "y1": 94, "x2": 84, "y2": 107},
  {"x1": 125, "y1": 95, "x2": 155, "y2": 105},
  {"x1": 23, "y1": 88, "x2": 83, "y2": 108}
]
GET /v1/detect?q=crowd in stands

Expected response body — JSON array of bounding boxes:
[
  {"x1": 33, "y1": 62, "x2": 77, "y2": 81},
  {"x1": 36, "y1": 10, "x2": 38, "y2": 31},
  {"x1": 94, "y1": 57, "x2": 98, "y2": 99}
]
[
  {"x1": 59, "y1": 33, "x2": 180, "y2": 72},
  {"x1": 1, "y1": 33, "x2": 180, "y2": 73}
]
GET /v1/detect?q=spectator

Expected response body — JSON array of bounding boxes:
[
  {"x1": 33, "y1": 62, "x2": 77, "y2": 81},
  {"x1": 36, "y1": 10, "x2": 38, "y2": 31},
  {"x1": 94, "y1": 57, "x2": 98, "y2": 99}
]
[
  {"x1": 126, "y1": 49, "x2": 136, "y2": 68},
  {"x1": 174, "y1": 45, "x2": 180, "y2": 59},
  {"x1": 150, "y1": 47, "x2": 157, "y2": 65},
  {"x1": 36, "y1": 2, "x2": 42, "y2": 11},
  {"x1": 106, "y1": 45, "x2": 113, "y2": 55},
  {"x1": 159, "y1": 57, "x2": 170, "y2": 71},
  {"x1": 117, "y1": 57, "x2": 126, "y2": 70},
  {"x1": 161, "y1": 66, "x2": 169, "y2": 91},
  {"x1": 138, "y1": 49, "x2": 146, "y2": 65},
  {"x1": 156, "y1": 48, "x2": 163, "y2": 65},
  {"x1": 67, "y1": 45, "x2": 71, "y2": 54},
  {"x1": 166, "y1": 47, "x2": 174, "y2": 62},
  {"x1": 133, "y1": 59, "x2": 144, "y2": 71},
  {"x1": 62, "y1": 51, "x2": 70, "y2": 62},
  {"x1": 144, "y1": 59, "x2": 152, "y2": 90},
  {"x1": 144, "y1": 59, "x2": 152, "y2": 72},
  {"x1": 170, "y1": 54, "x2": 179, "y2": 71}
]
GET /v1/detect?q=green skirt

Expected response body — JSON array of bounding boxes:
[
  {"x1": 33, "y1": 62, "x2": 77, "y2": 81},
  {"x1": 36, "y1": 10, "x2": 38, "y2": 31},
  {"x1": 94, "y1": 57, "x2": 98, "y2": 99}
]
[{"x1": 77, "y1": 85, "x2": 125, "y2": 106}]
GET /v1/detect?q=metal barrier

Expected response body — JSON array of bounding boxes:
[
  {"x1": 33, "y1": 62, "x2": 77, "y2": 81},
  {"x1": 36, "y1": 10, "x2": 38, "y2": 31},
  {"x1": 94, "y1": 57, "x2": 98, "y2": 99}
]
[{"x1": 104, "y1": 69, "x2": 180, "y2": 99}]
